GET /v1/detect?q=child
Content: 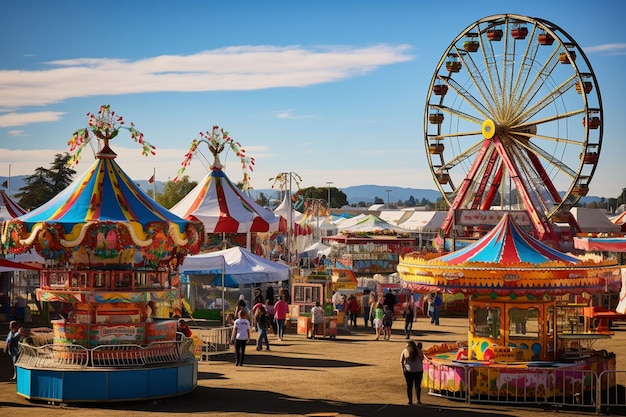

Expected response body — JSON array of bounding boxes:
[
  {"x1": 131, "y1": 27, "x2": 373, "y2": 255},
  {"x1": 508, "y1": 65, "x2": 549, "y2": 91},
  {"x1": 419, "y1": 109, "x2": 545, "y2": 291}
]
[{"x1": 383, "y1": 305, "x2": 394, "y2": 341}]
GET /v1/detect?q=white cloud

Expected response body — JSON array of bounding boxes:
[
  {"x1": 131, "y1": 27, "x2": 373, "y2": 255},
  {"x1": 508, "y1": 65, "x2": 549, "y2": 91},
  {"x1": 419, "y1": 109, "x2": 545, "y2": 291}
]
[
  {"x1": 584, "y1": 43, "x2": 626, "y2": 54},
  {"x1": 0, "y1": 44, "x2": 414, "y2": 111},
  {"x1": 0, "y1": 111, "x2": 65, "y2": 127}
]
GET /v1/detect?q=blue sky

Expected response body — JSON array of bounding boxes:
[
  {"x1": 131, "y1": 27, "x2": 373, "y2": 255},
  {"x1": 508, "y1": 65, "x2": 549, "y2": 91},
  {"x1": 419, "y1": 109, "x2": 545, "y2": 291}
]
[{"x1": 1, "y1": 0, "x2": 625, "y2": 199}]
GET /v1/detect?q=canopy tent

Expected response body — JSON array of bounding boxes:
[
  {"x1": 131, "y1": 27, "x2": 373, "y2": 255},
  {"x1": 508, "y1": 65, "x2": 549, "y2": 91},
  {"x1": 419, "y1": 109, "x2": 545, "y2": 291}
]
[
  {"x1": 180, "y1": 245, "x2": 290, "y2": 325},
  {"x1": 171, "y1": 169, "x2": 282, "y2": 234},
  {"x1": 300, "y1": 241, "x2": 332, "y2": 258},
  {"x1": 0, "y1": 190, "x2": 27, "y2": 222},
  {"x1": 574, "y1": 236, "x2": 626, "y2": 252},
  {"x1": 571, "y1": 207, "x2": 620, "y2": 233},
  {"x1": 273, "y1": 192, "x2": 312, "y2": 236},
  {"x1": 396, "y1": 211, "x2": 447, "y2": 231},
  {"x1": 180, "y1": 246, "x2": 290, "y2": 287},
  {"x1": 336, "y1": 213, "x2": 409, "y2": 233}
]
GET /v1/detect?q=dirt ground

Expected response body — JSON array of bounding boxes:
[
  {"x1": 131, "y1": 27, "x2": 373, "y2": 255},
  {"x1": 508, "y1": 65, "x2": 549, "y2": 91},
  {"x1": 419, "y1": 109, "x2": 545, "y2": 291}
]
[{"x1": 2, "y1": 316, "x2": 626, "y2": 417}]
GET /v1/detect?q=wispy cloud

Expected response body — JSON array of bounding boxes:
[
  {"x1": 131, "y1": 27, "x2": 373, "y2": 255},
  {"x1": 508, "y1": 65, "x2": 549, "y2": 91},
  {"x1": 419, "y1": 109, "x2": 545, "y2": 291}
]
[
  {"x1": 0, "y1": 44, "x2": 414, "y2": 113},
  {"x1": 0, "y1": 111, "x2": 65, "y2": 127},
  {"x1": 273, "y1": 110, "x2": 317, "y2": 120},
  {"x1": 584, "y1": 43, "x2": 626, "y2": 55}
]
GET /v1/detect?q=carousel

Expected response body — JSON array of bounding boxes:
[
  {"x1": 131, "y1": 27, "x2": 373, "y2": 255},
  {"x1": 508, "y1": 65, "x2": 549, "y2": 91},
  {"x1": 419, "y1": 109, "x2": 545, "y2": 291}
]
[
  {"x1": 1, "y1": 105, "x2": 204, "y2": 403},
  {"x1": 398, "y1": 213, "x2": 621, "y2": 401}
]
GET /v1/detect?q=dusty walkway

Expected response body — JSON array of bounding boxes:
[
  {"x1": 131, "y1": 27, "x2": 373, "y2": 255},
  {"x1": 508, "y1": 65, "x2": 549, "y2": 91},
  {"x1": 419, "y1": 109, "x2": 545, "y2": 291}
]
[{"x1": 2, "y1": 316, "x2": 626, "y2": 417}]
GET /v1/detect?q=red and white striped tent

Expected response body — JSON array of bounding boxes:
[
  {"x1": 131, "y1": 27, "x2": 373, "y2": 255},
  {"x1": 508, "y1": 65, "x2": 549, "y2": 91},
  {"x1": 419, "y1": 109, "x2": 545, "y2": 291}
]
[
  {"x1": 0, "y1": 190, "x2": 27, "y2": 222},
  {"x1": 170, "y1": 168, "x2": 282, "y2": 234},
  {"x1": 611, "y1": 211, "x2": 626, "y2": 232}
]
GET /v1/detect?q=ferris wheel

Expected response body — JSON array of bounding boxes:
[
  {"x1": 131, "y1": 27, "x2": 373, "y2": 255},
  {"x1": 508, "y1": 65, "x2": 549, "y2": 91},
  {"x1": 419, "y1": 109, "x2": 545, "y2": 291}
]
[{"x1": 425, "y1": 14, "x2": 603, "y2": 241}]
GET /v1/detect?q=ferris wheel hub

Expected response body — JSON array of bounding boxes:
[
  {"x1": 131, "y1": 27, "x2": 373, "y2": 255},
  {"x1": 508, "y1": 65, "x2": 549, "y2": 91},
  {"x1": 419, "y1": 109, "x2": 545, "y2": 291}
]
[{"x1": 482, "y1": 119, "x2": 496, "y2": 139}]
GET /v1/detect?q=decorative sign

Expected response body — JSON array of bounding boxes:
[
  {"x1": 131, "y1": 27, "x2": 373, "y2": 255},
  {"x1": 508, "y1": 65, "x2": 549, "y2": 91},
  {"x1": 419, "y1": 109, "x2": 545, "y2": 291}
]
[{"x1": 455, "y1": 210, "x2": 531, "y2": 227}]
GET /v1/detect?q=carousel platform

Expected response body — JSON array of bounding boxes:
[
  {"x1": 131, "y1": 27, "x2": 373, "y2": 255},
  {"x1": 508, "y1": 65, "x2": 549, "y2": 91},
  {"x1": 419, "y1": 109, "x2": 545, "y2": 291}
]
[{"x1": 16, "y1": 361, "x2": 197, "y2": 402}]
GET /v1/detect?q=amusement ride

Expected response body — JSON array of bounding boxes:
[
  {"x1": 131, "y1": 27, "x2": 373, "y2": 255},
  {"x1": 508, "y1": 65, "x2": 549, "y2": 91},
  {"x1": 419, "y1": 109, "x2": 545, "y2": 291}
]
[
  {"x1": 400, "y1": 14, "x2": 623, "y2": 407},
  {"x1": 1, "y1": 106, "x2": 204, "y2": 402},
  {"x1": 424, "y1": 14, "x2": 603, "y2": 247}
]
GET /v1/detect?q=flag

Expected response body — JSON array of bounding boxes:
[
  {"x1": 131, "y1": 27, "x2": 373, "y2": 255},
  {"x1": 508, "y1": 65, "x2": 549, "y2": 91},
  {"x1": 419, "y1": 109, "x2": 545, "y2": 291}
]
[
  {"x1": 148, "y1": 175, "x2": 155, "y2": 184},
  {"x1": 1, "y1": 180, "x2": 7, "y2": 188}
]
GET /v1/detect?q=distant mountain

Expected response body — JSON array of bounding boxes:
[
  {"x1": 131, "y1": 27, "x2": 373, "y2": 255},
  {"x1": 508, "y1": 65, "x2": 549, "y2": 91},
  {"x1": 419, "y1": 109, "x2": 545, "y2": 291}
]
[
  {"x1": 0, "y1": 176, "x2": 609, "y2": 207},
  {"x1": 340, "y1": 185, "x2": 442, "y2": 205}
]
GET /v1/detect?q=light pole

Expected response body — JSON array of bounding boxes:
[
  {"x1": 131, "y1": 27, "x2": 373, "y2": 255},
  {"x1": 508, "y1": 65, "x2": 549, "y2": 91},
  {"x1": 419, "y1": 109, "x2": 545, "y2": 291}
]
[
  {"x1": 326, "y1": 181, "x2": 333, "y2": 210},
  {"x1": 8, "y1": 163, "x2": 12, "y2": 197},
  {"x1": 386, "y1": 189, "x2": 392, "y2": 208}
]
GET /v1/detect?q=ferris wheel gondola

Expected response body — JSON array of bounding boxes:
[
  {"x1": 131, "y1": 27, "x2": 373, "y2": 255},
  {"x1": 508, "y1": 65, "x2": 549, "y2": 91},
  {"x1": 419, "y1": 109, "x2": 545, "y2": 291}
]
[{"x1": 424, "y1": 14, "x2": 603, "y2": 243}]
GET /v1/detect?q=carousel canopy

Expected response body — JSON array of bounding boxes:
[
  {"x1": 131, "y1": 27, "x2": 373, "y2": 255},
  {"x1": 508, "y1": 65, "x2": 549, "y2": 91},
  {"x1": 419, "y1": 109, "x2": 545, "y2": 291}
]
[
  {"x1": 398, "y1": 213, "x2": 621, "y2": 297},
  {"x1": 439, "y1": 213, "x2": 580, "y2": 265},
  {"x1": 0, "y1": 190, "x2": 27, "y2": 221},
  {"x1": 171, "y1": 168, "x2": 282, "y2": 234},
  {"x1": 273, "y1": 191, "x2": 311, "y2": 236},
  {"x1": 2, "y1": 150, "x2": 203, "y2": 266}
]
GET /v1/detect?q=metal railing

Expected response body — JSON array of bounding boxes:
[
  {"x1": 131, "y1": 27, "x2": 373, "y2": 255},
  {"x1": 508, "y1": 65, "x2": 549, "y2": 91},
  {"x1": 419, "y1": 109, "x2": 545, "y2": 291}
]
[
  {"x1": 199, "y1": 327, "x2": 232, "y2": 361},
  {"x1": 17, "y1": 337, "x2": 195, "y2": 369},
  {"x1": 423, "y1": 358, "x2": 626, "y2": 414}
]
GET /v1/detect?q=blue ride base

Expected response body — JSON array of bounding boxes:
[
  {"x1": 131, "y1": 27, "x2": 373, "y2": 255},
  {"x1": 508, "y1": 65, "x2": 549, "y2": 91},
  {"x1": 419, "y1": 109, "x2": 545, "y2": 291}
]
[{"x1": 15, "y1": 361, "x2": 197, "y2": 402}]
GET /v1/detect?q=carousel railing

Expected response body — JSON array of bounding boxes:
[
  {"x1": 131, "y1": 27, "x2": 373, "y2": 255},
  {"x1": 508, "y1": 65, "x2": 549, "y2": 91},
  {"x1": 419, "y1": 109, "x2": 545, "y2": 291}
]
[{"x1": 17, "y1": 337, "x2": 196, "y2": 369}]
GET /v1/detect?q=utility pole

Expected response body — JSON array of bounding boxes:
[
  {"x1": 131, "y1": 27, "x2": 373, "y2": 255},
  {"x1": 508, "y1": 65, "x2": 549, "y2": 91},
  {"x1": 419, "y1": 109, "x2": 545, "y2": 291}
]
[
  {"x1": 386, "y1": 189, "x2": 392, "y2": 208},
  {"x1": 326, "y1": 181, "x2": 333, "y2": 210}
]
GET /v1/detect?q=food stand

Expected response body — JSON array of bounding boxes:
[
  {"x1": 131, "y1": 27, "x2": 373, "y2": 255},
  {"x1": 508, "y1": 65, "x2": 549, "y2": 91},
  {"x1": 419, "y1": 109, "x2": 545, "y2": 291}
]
[{"x1": 292, "y1": 272, "x2": 337, "y2": 339}]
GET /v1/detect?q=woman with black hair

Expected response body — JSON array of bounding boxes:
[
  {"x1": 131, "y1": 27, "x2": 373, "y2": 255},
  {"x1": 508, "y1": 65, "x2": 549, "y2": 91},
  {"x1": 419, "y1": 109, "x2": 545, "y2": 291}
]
[{"x1": 400, "y1": 340, "x2": 425, "y2": 405}]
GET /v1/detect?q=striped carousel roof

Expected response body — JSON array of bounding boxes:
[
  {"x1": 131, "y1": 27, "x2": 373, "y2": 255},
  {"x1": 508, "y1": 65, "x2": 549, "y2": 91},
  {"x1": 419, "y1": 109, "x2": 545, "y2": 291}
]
[
  {"x1": 439, "y1": 213, "x2": 580, "y2": 265},
  {"x1": 170, "y1": 167, "x2": 282, "y2": 234},
  {"x1": 398, "y1": 213, "x2": 620, "y2": 296},
  {"x1": 0, "y1": 190, "x2": 27, "y2": 221},
  {"x1": 2, "y1": 146, "x2": 203, "y2": 265},
  {"x1": 16, "y1": 154, "x2": 188, "y2": 232}
]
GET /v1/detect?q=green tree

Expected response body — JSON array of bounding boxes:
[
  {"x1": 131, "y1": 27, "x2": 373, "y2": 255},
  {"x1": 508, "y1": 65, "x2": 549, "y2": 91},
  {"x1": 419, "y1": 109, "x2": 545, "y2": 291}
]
[
  {"x1": 255, "y1": 192, "x2": 270, "y2": 208},
  {"x1": 155, "y1": 176, "x2": 198, "y2": 209},
  {"x1": 16, "y1": 153, "x2": 76, "y2": 210},
  {"x1": 373, "y1": 196, "x2": 384, "y2": 204},
  {"x1": 295, "y1": 186, "x2": 348, "y2": 209}
]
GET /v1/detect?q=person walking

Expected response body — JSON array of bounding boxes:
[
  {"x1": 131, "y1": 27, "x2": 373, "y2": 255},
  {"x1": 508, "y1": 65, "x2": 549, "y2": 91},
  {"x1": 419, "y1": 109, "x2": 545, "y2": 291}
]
[
  {"x1": 340, "y1": 295, "x2": 349, "y2": 332},
  {"x1": 265, "y1": 298, "x2": 276, "y2": 335},
  {"x1": 400, "y1": 340, "x2": 425, "y2": 405},
  {"x1": 362, "y1": 289, "x2": 371, "y2": 328},
  {"x1": 4, "y1": 321, "x2": 22, "y2": 380},
  {"x1": 274, "y1": 295, "x2": 289, "y2": 341},
  {"x1": 383, "y1": 304, "x2": 394, "y2": 340},
  {"x1": 231, "y1": 310, "x2": 251, "y2": 366},
  {"x1": 255, "y1": 306, "x2": 270, "y2": 351},
  {"x1": 373, "y1": 302, "x2": 384, "y2": 340},
  {"x1": 310, "y1": 301, "x2": 324, "y2": 339},
  {"x1": 432, "y1": 292, "x2": 442, "y2": 326},
  {"x1": 348, "y1": 294, "x2": 359, "y2": 327},
  {"x1": 403, "y1": 302, "x2": 414, "y2": 339}
]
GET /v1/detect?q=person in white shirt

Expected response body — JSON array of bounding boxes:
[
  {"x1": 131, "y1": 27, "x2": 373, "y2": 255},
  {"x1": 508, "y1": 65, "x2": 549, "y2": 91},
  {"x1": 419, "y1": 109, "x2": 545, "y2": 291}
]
[
  {"x1": 310, "y1": 301, "x2": 324, "y2": 339},
  {"x1": 231, "y1": 310, "x2": 251, "y2": 366}
]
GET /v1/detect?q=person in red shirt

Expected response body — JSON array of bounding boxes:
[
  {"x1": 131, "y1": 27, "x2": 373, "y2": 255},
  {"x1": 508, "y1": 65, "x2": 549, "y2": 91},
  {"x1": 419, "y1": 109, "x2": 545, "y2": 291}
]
[
  {"x1": 177, "y1": 319, "x2": 192, "y2": 338},
  {"x1": 347, "y1": 294, "x2": 359, "y2": 327}
]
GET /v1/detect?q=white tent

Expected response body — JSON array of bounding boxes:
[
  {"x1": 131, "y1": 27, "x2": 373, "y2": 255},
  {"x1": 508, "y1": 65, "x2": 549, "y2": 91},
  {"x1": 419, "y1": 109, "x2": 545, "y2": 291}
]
[
  {"x1": 397, "y1": 211, "x2": 446, "y2": 231},
  {"x1": 571, "y1": 207, "x2": 620, "y2": 233},
  {"x1": 336, "y1": 213, "x2": 409, "y2": 233},
  {"x1": 180, "y1": 246, "x2": 290, "y2": 325},
  {"x1": 300, "y1": 242, "x2": 332, "y2": 258},
  {"x1": 180, "y1": 246, "x2": 290, "y2": 287}
]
